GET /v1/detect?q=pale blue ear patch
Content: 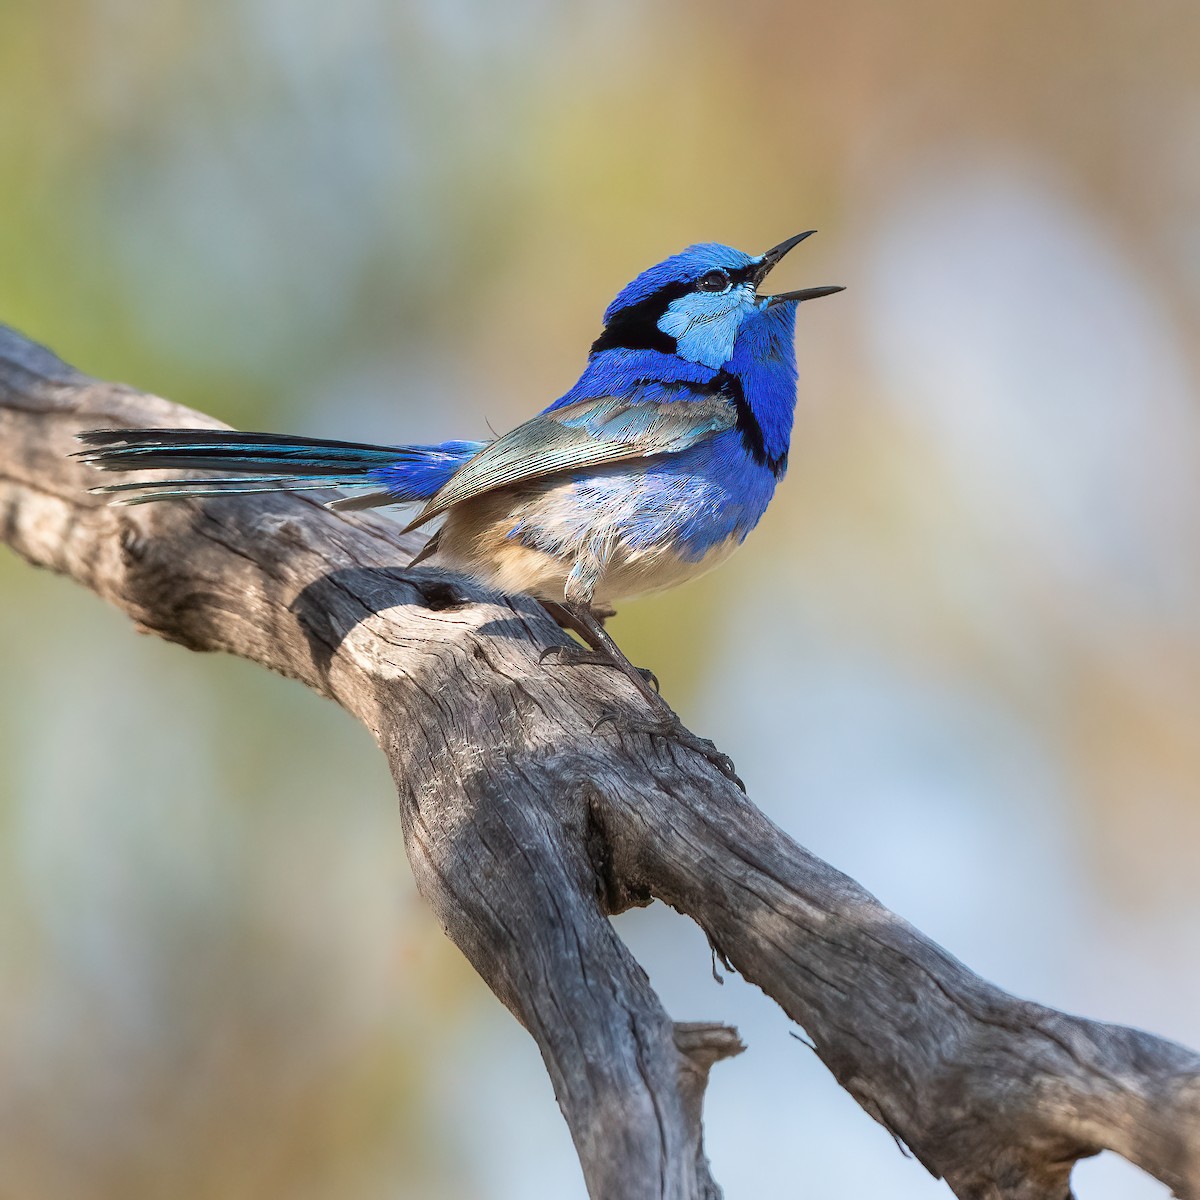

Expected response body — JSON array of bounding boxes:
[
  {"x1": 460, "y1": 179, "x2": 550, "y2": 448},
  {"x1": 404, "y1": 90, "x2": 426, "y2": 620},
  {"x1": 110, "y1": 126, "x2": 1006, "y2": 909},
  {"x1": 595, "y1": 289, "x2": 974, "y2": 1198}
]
[{"x1": 657, "y1": 285, "x2": 756, "y2": 369}]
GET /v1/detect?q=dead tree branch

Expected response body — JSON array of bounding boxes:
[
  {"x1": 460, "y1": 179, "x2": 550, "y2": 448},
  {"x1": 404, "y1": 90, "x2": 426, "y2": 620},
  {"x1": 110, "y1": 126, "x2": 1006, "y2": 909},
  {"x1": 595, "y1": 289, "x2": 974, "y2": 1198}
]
[{"x1": 1, "y1": 324, "x2": 1197, "y2": 1200}]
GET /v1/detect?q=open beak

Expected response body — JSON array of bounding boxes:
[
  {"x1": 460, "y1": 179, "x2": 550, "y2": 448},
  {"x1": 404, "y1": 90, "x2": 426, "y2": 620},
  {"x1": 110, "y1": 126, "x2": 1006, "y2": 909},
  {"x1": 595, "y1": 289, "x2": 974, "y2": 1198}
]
[{"x1": 754, "y1": 231, "x2": 845, "y2": 308}]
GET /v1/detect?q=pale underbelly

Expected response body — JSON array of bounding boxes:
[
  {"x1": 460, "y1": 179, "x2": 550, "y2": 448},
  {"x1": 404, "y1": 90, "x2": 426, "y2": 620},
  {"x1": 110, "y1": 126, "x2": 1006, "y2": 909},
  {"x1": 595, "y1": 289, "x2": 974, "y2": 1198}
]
[
  {"x1": 426, "y1": 459, "x2": 766, "y2": 605},
  {"x1": 433, "y1": 527, "x2": 741, "y2": 605}
]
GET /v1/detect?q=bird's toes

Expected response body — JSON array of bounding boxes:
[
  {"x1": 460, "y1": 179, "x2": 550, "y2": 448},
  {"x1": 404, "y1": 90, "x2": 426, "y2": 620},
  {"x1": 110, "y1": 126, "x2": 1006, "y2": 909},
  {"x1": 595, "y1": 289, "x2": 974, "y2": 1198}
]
[
  {"x1": 592, "y1": 708, "x2": 621, "y2": 734},
  {"x1": 539, "y1": 642, "x2": 583, "y2": 666},
  {"x1": 540, "y1": 642, "x2": 658, "y2": 691},
  {"x1": 667, "y1": 727, "x2": 743, "y2": 790},
  {"x1": 592, "y1": 709, "x2": 744, "y2": 792},
  {"x1": 540, "y1": 642, "x2": 608, "y2": 668}
]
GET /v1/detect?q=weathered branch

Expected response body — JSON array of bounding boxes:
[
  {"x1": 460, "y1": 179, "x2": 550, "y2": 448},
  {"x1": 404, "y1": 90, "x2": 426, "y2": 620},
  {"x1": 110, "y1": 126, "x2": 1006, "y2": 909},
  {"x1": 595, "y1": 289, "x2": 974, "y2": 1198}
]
[{"x1": 1, "y1": 323, "x2": 1196, "y2": 1200}]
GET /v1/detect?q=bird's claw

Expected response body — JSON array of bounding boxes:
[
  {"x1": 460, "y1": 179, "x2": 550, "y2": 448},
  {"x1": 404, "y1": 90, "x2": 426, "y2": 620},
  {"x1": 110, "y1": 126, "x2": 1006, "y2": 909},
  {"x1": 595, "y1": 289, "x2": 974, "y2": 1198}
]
[
  {"x1": 670, "y1": 728, "x2": 743, "y2": 791},
  {"x1": 592, "y1": 709, "x2": 621, "y2": 734},
  {"x1": 541, "y1": 643, "x2": 659, "y2": 691},
  {"x1": 591, "y1": 709, "x2": 744, "y2": 792}
]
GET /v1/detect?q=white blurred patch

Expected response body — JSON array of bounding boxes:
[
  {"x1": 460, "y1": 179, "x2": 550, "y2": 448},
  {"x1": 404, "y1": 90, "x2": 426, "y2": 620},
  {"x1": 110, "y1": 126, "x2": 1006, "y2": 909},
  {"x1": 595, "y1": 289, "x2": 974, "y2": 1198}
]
[{"x1": 863, "y1": 161, "x2": 1200, "y2": 632}]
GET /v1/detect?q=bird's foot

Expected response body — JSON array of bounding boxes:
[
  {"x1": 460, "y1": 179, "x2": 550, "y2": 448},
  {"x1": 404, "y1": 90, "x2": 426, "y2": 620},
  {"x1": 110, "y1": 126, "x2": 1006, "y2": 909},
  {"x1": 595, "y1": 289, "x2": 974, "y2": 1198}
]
[
  {"x1": 594, "y1": 708, "x2": 744, "y2": 792},
  {"x1": 535, "y1": 601, "x2": 736, "y2": 785},
  {"x1": 540, "y1": 643, "x2": 659, "y2": 692},
  {"x1": 541, "y1": 598, "x2": 615, "y2": 629}
]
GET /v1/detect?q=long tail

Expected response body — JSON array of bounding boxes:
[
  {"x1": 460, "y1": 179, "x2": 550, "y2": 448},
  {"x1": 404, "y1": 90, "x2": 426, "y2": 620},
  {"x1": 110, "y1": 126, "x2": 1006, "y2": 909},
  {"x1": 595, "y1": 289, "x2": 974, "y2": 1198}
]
[{"x1": 75, "y1": 428, "x2": 485, "y2": 509}]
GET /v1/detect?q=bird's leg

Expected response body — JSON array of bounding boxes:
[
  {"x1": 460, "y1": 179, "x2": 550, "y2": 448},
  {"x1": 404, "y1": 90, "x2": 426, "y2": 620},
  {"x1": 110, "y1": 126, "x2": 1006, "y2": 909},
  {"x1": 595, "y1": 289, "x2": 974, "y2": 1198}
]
[
  {"x1": 540, "y1": 600, "x2": 743, "y2": 791},
  {"x1": 540, "y1": 598, "x2": 616, "y2": 632},
  {"x1": 539, "y1": 600, "x2": 658, "y2": 692},
  {"x1": 558, "y1": 600, "x2": 616, "y2": 627}
]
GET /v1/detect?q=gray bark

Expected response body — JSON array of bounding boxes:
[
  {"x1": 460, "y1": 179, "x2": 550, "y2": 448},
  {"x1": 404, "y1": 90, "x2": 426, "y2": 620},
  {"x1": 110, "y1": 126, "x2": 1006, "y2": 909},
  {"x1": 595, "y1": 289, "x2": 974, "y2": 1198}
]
[{"x1": 1, "y1": 323, "x2": 1197, "y2": 1200}]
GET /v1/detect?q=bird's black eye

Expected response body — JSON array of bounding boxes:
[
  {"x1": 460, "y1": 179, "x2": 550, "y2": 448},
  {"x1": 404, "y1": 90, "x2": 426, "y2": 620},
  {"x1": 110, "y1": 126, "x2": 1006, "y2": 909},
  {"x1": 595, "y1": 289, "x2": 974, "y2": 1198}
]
[{"x1": 697, "y1": 269, "x2": 730, "y2": 292}]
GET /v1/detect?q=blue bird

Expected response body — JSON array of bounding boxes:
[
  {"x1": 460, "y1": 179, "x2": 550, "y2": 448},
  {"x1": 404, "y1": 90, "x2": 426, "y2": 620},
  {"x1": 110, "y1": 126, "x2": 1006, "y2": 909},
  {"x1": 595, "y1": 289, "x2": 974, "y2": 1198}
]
[{"x1": 77, "y1": 232, "x2": 843, "y2": 781}]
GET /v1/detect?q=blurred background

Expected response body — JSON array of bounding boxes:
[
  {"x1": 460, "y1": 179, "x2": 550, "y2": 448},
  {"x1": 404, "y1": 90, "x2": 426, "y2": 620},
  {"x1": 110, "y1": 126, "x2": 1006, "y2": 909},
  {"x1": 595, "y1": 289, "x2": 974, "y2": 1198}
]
[{"x1": 1, "y1": 1, "x2": 1198, "y2": 1196}]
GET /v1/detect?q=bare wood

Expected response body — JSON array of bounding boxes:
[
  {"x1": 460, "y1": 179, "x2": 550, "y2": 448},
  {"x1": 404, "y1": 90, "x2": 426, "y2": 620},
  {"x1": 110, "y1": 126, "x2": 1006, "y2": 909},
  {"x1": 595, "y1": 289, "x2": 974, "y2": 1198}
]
[{"x1": 1, "y1": 323, "x2": 1196, "y2": 1200}]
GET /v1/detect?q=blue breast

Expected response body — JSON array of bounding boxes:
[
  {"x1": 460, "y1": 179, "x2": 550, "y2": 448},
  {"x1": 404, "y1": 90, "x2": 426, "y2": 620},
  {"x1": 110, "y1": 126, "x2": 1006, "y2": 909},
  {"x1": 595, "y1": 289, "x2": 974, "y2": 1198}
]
[{"x1": 509, "y1": 430, "x2": 778, "y2": 563}]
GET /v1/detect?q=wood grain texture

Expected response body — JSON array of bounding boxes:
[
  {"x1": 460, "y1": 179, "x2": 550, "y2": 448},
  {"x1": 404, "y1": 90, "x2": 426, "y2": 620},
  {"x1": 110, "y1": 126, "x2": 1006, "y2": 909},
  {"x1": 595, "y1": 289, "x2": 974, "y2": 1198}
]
[{"x1": 1, "y1": 323, "x2": 1196, "y2": 1200}]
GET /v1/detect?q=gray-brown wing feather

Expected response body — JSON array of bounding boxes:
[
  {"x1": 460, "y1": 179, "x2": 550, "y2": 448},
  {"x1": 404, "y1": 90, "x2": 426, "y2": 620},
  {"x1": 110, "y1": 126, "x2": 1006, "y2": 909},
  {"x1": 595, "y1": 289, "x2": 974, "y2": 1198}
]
[{"x1": 400, "y1": 395, "x2": 736, "y2": 533}]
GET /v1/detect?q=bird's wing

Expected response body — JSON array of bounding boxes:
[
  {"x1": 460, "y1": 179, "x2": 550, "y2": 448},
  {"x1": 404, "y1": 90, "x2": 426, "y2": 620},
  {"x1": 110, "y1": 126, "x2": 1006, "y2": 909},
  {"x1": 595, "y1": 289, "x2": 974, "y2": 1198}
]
[{"x1": 401, "y1": 391, "x2": 735, "y2": 532}]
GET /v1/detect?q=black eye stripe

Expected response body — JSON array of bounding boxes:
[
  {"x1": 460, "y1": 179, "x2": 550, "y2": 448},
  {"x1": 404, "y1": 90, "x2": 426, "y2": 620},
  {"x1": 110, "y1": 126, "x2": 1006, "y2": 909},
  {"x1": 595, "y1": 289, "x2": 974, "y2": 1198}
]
[
  {"x1": 724, "y1": 262, "x2": 760, "y2": 287},
  {"x1": 591, "y1": 261, "x2": 759, "y2": 358},
  {"x1": 700, "y1": 263, "x2": 763, "y2": 291},
  {"x1": 590, "y1": 281, "x2": 690, "y2": 357}
]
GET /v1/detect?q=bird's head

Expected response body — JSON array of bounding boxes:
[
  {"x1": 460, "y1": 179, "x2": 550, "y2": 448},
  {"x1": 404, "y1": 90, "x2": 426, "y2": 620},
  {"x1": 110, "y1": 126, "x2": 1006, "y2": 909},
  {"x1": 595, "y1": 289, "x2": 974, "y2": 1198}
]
[{"x1": 591, "y1": 232, "x2": 843, "y2": 370}]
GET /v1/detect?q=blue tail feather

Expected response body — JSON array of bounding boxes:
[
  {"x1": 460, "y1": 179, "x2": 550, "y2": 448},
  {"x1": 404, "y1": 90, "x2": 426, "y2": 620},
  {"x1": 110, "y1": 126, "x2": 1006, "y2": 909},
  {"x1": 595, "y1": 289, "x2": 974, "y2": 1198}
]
[{"x1": 75, "y1": 429, "x2": 484, "y2": 508}]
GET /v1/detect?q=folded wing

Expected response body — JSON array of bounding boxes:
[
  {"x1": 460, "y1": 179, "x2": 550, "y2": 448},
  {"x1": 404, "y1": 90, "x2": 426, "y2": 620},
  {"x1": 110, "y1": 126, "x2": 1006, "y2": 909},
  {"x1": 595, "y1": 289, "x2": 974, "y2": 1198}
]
[{"x1": 402, "y1": 390, "x2": 735, "y2": 532}]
